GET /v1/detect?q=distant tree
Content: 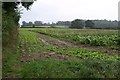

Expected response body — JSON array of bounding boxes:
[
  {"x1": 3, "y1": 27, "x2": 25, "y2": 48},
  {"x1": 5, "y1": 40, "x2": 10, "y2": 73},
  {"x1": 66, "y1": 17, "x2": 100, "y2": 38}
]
[
  {"x1": 21, "y1": 21, "x2": 27, "y2": 27},
  {"x1": 56, "y1": 21, "x2": 71, "y2": 26},
  {"x1": 33, "y1": 24, "x2": 35, "y2": 28},
  {"x1": 85, "y1": 20, "x2": 94, "y2": 28},
  {"x1": 34, "y1": 21, "x2": 42, "y2": 26},
  {"x1": 93, "y1": 20, "x2": 118, "y2": 29},
  {"x1": 28, "y1": 22, "x2": 33, "y2": 26},
  {"x1": 70, "y1": 19, "x2": 84, "y2": 29},
  {"x1": 51, "y1": 22, "x2": 56, "y2": 27},
  {"x1": 118, "y1": 21, "x2": 120, "y2": 29},
  {"x1": 21, "y1": 21, "x2": 33, "y2": 27}
]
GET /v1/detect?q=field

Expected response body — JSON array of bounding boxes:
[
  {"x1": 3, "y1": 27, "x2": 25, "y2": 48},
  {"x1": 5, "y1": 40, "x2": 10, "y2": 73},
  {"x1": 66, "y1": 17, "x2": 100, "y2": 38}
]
[{"x1": 3, "y1": 28, "x2": 120, "y2": 78}]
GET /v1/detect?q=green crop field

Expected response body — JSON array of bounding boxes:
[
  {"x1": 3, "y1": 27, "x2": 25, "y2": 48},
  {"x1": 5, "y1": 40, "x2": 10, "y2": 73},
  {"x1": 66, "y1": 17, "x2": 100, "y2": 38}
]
[
  {"x1": 3, "y1": 28, "x2": 120, "y2": 78},
  {"x1": 31, "y1": 28, "x2": 119, "y2": 48}
]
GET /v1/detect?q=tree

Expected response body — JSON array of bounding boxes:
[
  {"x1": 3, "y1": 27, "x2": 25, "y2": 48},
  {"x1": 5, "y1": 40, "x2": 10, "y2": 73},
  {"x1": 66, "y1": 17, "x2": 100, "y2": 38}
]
[
  {"x1": 22, "y1": 21, "x2": 27, "y2": 27},
  {"x1": 2, "y1": 1, "x2": 36, "y2": 77},
  {"x1": 56, "y1": 21, "x2": 71, "y2": 26},
  {"x1": 118, "y1": 21, "x2": 120, "y2": 29},
  {"x1": 2, "y1": 1, "x2": 35, "y2": 48},
  {"x1": 70, "y1": 19, "x2": 84, "y2": 29},
  {"x1": 28, "y1": 22, "x2": 33, "y2": 26},
  {"x1": 33, "y1": 24, "x2": 35, "y2": 28},
  {"x1": 85, "y1": 20, "x2": 94, "y2": 28},
  {"x1": 34, "y1": 21, "x2": 42, "y2": 26},
  {"x1": 93, "y1": 20, "x2": 118, "y2": 29}
]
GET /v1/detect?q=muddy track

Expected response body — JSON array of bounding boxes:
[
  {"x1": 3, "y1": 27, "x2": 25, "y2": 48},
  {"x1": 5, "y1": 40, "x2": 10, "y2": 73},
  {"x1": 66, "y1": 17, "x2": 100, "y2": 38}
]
[{"x1": 32, "y1": 31, "x2": 119, "y2": 56}]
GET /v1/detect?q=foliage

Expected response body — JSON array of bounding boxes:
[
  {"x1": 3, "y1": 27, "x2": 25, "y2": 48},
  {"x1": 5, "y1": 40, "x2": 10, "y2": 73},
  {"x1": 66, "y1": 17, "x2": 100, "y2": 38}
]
[
  {"x1": 21, "y1": 19, "x2": 118, "y2": 29},
  {"x1": 56, "y1": 21, "x2": 71, "y2": 26},
  {"x1": 21, "y1": 1, "x2": 34, "y2": 10},
  {"x1": 32, "y1": 28, "x2": 119, "y2": 48},
  {"x1": 2, "y1": 1, "x2": 35, "y2": 78},
  {"x1": 70, "y1": 19, "x2": 84, "y2": 29},
  {"x1": 0, "y1": 2, "x2": 1, "y2": 26},
  {"x1": 93, "y1": 20, "x2": 118, "y2": 29},
  {"x1": 48, "y1": 47, "x2": 120, "y2": 61},
  {"x1": 85, "y1": 20, "x2": 95, "y2": 28},
  {"x1": 2, "y1": 1, "x2": 35, "y2": 48},
  {"x1": 2, "y1": 8, "x2": 18, "y2": 48},
  {"x1": 21, "y1": 21, "x2": 71, "y2": 27}
]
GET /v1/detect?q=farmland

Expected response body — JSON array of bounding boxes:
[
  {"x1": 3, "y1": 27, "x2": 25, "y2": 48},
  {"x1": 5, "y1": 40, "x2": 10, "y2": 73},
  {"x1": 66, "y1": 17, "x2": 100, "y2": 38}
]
[{"x1": 3, "y1": 28, "x2": 120, "y2": 78}]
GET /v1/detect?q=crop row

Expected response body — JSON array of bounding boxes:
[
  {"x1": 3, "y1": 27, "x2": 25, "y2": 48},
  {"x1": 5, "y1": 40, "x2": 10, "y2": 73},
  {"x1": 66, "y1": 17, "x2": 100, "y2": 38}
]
[
  {"x1": 18, "y1": 30, "x2": 45, "y2": 53},
  {"x1": 32, "y1": 28, "x2": 119, "y2": 48},
  {"x1": 48, "y1": 47, "x2": 120, "y2": 61}
]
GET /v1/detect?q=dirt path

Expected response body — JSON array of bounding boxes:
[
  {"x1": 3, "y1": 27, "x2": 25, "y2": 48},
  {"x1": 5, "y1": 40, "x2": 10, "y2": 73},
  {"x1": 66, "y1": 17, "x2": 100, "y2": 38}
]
[{"x1": 33, "y1": 31, "x2": 119, "y2": 56}]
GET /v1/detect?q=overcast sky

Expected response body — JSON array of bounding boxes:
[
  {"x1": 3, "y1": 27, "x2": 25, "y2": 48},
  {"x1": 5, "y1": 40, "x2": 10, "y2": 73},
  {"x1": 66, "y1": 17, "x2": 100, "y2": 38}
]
[{"x1": 19, "y1": 0, "x2": 120, "y2": 24}]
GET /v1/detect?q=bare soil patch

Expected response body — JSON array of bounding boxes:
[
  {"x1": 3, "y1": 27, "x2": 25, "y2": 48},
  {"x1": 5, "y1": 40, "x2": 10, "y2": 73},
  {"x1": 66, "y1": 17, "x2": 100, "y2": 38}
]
[{"x1": 19, "y1": 51, "x2": 79, "y2": 63}]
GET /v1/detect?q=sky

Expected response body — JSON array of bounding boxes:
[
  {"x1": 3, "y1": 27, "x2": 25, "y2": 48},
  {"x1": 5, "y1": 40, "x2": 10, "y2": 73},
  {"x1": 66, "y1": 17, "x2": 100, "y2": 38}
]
[{"x1": 19, "y1": 0, "x2": 120, "y2": 24}]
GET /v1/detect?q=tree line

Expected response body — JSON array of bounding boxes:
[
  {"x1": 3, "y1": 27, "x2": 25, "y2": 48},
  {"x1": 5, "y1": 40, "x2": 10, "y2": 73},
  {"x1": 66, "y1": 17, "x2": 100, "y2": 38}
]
[
  {"x1": 21, "y1": 19, "x2": 118, "y2": 29},
  {"x1": 21, "y1": 21, "x2": 71, "y2": 27},
  {"x1": 70, "y1": 19, "x2": 118, "y2": 29}
]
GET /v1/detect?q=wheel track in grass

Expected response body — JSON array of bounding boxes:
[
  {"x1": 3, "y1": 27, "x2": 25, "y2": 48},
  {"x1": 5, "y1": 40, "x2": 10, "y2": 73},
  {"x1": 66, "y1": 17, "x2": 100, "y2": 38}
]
[{"x1": 31, "y1": 30, "x2": 119, "y2": 56}]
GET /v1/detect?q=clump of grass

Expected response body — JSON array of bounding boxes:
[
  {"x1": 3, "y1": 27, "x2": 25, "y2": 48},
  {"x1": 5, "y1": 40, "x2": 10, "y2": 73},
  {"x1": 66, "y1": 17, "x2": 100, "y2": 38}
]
[
  {"x1": 2, "y1": 48, "x2": 20, "y2": 77},
  {"x1": 19, "y1": 59, "x2": 120, "y2": 78}
]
